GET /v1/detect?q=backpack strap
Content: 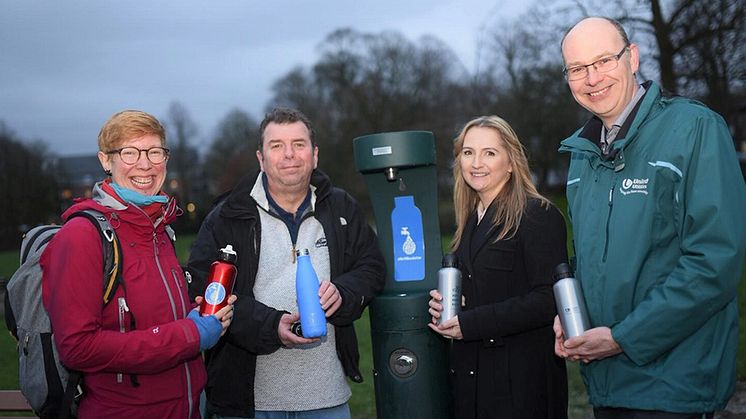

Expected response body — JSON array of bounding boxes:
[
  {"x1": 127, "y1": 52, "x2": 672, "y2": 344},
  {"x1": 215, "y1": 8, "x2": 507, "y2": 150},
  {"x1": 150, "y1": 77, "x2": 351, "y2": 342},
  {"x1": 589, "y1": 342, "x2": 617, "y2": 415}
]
[
  {"x1": 20, "y1": 225, "x2": 62, "y2": 265},
  {"x1": 66, "y1": 210, "x2": 123, "y2": 306},
  {"x1": 58, "y1": 371, "x2": 81, "y2": 419}
]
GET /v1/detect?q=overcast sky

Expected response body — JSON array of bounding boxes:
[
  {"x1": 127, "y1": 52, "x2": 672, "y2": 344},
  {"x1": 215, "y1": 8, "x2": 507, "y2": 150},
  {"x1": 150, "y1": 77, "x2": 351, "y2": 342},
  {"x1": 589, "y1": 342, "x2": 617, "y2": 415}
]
[{"x1": 0, "y1": 1, "x2": 528, "y2": 157}]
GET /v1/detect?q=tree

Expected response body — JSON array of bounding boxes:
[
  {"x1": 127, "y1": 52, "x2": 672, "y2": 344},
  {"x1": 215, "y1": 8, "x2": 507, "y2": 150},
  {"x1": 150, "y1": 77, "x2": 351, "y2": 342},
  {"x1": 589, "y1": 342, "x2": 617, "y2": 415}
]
[
  {"x1": 0, "y1": 123, "x2": 59, "y2": 250},
  {"x1": 165, "y1": 102, "x2": 202, "y2": 231},
  {"x1": 165, "y1": 101, "x2": 199, "y2": 203},
  {"x1": 481, "y1": 17, "x2": 587, "y2": 190},
  {"x1": 665, "y1": 0, "x2": 745, "y2": 123},
  {"x1": 535, "y1": 0, "x2": 745, "y2": 141},
  {"x1": 204, "y1": 108, "x2": 259, "y2": 197},
  {"x1": 269, "y1": 29, "x2": 478, "y2": 228}
]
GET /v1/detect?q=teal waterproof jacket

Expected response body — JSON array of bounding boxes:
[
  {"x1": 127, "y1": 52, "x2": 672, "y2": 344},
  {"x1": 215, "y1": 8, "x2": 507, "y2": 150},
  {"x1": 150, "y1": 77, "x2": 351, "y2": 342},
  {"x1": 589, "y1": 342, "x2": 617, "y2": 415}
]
[{"x1": 559, "y1": 81, "x2": 746, "y2": 413}]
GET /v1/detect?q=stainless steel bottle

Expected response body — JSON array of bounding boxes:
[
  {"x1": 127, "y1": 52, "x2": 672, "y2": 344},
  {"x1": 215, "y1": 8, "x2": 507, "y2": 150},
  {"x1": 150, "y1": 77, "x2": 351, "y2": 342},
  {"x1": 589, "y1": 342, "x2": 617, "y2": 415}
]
[
  {"x1": 437, "y1": 253, "x2": 462, "y2": 324},
  {"x1": 553, "y1": 263, "x2": 590, "y2": 339}
]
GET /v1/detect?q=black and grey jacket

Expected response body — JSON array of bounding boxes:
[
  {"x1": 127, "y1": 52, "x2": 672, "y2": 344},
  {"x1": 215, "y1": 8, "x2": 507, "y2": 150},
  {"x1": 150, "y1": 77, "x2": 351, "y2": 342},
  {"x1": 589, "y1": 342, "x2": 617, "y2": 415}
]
[{"x1": 187, "y1": 169, "x2": 385, "y2": 418}]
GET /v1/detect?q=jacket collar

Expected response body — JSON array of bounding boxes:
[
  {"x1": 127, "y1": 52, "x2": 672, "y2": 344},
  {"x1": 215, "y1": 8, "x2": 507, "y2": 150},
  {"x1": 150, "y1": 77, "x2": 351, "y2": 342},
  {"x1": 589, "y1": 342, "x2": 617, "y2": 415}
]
[
  {"x1": 560, "y1": 80, "x2": 658, "y2": 156},
  {"x1": 63, "y1": 181, "x2": 179, "y2": 230},
  {"x1": 250, "y1": 172, "x2": 317, "y2": 215},
  {"x1": 220, "y1": 168, "x2": 333, "y2": 220},
  {"x1": 460, "y1": 201, "x2": 501, "y2": 270}
]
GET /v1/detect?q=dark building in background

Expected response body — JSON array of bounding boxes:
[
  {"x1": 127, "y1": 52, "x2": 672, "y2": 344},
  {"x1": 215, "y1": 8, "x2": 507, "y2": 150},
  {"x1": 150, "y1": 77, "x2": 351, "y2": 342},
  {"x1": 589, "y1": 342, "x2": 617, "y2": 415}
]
[{"x1": 56, "y1": 155, "x2": 102, "y2": 203}]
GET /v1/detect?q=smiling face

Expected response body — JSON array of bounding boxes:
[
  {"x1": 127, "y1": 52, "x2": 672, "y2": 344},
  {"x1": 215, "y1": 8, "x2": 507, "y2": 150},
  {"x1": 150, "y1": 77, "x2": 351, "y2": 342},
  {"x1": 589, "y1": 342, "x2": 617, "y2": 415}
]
[
  {"x1": 256, "y1": 121, "x2": 318, "y2": 196},
  {"x1": 459, "y1": 126, "x2": 513, "y2": 206},
  {"x1": 98, "y1": 133, "x2": 167, "y2": 196},
  {"x1": 562, "y1": 17, "x2": 640, "y2": 127}
]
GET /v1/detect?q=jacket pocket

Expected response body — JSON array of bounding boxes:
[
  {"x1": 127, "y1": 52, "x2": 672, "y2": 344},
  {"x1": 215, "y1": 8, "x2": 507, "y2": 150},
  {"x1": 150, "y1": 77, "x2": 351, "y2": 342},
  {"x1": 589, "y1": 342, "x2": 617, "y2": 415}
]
[{"x1": 483, "y1": 244, "x2": 516, "y2": 272}]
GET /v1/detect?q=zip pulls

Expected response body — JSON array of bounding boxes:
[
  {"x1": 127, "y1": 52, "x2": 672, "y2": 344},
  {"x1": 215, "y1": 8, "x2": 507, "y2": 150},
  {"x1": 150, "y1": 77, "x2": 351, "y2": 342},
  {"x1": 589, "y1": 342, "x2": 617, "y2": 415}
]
[
  {"x1": 117, "y1": 297, "x2": 129, "y2": 383},
  {"x1": 602, "y1": 183, "x2": 615, "y2": 262},
  {"x1": 153, "y1": 231, "x2": 160, "y2": 256}
]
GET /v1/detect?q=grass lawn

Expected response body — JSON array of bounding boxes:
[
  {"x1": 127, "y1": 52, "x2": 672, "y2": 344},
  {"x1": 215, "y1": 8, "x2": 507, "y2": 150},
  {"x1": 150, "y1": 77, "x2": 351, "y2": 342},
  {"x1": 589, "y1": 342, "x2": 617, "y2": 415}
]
[{"x1": 1, "y1": 226, "x2": 744, "y2": 418}]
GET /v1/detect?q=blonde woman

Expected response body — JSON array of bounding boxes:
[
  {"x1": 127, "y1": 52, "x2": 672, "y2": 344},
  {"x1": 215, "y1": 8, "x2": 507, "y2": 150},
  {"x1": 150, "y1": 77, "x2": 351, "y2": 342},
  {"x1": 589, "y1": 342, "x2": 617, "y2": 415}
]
[{"x1": 429, "y1": 116, "x2": 568, "y2": 418}]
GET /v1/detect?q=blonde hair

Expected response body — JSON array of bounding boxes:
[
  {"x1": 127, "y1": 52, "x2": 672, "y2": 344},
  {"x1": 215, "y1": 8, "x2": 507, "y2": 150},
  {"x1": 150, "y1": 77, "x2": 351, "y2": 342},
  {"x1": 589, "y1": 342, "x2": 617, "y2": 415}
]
[
  {"x1": 450, "y1": 116, "x2": 549, "y2": 251},
  {"x1": 97, "y1": 110, "x2": 166, "y2": 153}
]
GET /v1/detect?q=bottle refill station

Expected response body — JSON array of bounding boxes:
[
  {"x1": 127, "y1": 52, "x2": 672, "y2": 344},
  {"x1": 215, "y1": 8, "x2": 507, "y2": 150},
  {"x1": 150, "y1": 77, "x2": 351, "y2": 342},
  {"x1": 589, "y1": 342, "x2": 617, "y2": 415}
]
[{"x1": 353, "y1": 131, "x2": 449, "y2": 418}]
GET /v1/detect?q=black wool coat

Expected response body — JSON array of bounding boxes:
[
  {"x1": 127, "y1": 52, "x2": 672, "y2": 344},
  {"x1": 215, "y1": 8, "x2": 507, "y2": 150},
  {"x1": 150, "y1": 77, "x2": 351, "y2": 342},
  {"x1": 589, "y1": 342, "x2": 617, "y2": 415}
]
[{"x1": 451, "y1": 198, "x2": 568, "y2": 419}]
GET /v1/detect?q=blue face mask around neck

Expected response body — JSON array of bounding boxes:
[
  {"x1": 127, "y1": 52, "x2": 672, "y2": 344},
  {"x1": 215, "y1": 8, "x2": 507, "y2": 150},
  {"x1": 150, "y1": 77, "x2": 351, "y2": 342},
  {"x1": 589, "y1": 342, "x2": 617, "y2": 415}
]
[{"x1": 111, "y1": 183, "x2": 168, "y2": 206}]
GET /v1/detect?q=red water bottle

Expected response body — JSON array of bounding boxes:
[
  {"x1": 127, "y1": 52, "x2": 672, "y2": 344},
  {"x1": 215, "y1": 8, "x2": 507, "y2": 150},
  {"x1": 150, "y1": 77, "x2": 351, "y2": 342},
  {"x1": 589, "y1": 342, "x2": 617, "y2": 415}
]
[{"x1": 199, "y1": 244, "x2": 237, "y2": 316}]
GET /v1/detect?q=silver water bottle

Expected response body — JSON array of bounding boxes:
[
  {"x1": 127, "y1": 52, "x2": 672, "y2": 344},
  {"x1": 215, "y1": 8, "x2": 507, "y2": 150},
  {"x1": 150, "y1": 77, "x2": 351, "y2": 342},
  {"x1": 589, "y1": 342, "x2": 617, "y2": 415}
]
[
  {"x1": 553, "y1": 263, "x2": 590, "y2": 339},
  {"x1": 437, "y1": 253, "x2": 462, "y2": 324}
]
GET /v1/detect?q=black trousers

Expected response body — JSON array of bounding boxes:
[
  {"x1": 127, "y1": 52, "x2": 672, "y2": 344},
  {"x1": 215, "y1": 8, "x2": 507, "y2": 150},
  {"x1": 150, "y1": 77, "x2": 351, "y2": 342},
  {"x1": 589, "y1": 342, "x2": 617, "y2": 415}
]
[{"x1": 594, "y1": 407, "x2": 714, "y2": 419}]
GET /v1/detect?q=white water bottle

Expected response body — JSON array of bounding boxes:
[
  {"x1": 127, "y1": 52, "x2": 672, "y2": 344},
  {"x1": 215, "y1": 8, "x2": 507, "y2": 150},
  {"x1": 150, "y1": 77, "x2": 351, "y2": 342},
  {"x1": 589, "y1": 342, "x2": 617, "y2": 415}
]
[{"x1": 553, "y1": 263, "x2": 590, "y2": 339}]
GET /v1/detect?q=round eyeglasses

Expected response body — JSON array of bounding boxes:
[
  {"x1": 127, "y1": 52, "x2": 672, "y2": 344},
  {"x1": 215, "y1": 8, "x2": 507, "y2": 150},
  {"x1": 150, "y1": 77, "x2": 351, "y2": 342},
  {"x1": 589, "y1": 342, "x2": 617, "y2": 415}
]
[{"x1": 106, "y1": 146, "x2": 170, "y2": 164}]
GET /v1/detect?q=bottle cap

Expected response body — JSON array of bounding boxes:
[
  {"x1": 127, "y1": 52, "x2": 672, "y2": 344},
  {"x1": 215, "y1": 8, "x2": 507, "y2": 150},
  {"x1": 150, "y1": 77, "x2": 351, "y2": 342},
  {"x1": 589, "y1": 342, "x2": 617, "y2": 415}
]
[
  {"x1": 442, "y1": 253, "x2": 458, "y2": 268},
  {"x1": 219, "y1": 244, "x2": 238, "y2": 264},
  {"x1": 295, "y1": 248, "x2": 310, "y2": 257},
  {"x1": 553, "y1": 263, "x2": 573, "y2": 280}
]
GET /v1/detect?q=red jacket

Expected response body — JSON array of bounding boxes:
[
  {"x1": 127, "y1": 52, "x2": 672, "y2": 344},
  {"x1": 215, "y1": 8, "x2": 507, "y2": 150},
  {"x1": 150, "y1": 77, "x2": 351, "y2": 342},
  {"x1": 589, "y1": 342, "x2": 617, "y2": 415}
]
[{"x1": 41, "y1": 185, "x2": 205, "y2": 418}]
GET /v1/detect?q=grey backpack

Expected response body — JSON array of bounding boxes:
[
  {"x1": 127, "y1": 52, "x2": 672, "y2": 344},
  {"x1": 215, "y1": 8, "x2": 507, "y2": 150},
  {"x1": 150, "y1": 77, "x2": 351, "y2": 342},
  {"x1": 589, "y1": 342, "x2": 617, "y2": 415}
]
[{"x1": 3, "y1": 209, "x2": 122, "y2": 419}]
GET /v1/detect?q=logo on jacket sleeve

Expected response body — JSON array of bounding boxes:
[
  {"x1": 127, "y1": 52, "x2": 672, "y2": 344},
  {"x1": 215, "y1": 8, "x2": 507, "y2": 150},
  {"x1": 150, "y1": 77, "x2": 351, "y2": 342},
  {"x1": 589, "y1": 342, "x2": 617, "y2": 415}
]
[{"x1": 620, "y1": 178, "x2": 649, "y2": 195}]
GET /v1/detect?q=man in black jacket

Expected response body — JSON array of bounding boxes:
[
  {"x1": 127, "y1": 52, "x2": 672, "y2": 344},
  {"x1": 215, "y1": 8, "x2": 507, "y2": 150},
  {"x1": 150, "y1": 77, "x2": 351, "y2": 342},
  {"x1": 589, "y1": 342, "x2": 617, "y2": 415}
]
[{"x1": 187, "y1": 107, "x2": 385, "y2": 418}]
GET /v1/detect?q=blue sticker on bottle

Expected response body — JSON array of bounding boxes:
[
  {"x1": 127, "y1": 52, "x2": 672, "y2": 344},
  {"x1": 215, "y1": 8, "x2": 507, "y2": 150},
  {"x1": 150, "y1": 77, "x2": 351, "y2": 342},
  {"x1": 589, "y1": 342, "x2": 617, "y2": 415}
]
[
  {"x1": 391, "y1": 195, "x2": 425, "y2": 281},
  {"x1": 205, "y1": 282, "x2": 226, "y2": 305}
]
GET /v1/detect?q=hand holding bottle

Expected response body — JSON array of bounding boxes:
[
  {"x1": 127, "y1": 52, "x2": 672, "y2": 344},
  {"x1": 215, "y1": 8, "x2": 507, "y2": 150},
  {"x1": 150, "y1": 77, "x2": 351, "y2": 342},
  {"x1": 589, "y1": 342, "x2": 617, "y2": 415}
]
[
  {"x1": 289, "y1": 281, "x2": 339, "y2": 337},
  {"x1": 279, "y1": 312, "x2": 319, "y2": 348},
  {"x1": 427, "y1": 288, "x2": 444, "y2": 324},
  {"x1": 188, "y1": 308, "x2": 222, "y2": 351},
  {"x1": 196, "y1": 295, "x2": 236, "y2": 334},
  {"x1": 318, "y1": 280, "x2": 342, "y2": 317},
  {"x1": 427, "y1": 288, "x2": 463, "y2": 340},
  {"x1": 554, "y1": 317, "x2": 622, "y2": 363},
  {"x1": 191, "y1": 294, "x2": 236, "y2": 352}
]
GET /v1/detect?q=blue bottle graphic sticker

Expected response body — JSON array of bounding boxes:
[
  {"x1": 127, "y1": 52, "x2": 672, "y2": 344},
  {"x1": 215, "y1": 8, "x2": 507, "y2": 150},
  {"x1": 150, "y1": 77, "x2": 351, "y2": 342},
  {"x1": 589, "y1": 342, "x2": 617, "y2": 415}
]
[
  {"x1": 204, "y1": 282, "x2": 227, "y2": 306},
  {"x1": 391, "y1": 195, "x2": 425, "y2": 281}
]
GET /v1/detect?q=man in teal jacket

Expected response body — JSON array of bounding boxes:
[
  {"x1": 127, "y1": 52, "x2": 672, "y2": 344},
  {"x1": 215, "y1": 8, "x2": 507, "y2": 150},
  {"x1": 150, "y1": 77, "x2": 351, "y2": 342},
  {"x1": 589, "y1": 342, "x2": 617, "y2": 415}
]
[{"x1": 554, "y1": 16, "x2": 746, "y2": 418}]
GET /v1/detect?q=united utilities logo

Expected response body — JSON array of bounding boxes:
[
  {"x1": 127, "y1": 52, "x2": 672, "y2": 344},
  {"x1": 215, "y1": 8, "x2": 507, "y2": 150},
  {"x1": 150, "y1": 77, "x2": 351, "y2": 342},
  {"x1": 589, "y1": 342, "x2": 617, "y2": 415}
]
[{"x1": 620, "y1": 178, "x2": 649, "y2": 195}]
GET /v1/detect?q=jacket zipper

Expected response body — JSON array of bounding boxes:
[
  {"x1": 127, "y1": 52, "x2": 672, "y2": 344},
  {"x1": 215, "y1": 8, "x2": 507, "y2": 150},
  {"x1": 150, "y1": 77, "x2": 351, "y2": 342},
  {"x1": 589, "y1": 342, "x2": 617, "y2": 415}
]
[
  {"x1": 154, "y1": 233, "x2": 179, "y2": 318},
  {"x1": 168, "y1": 269, "x2": 194, "y2": 419},
  {"x1": 117, "y1": 297, "x2": 129, "y2": 383},
  {"x1": 172, "y1": 268, "x2": 185, "y2": 290},
  {"x1": 152, "y1": 229, "x2": 194, "y2": 417},
  {"x1": 291, "y1": 210, "x2": 317, "y2": 263},
  {"x1": 120, "y1": 204, "x2": 194, "y2": 414},
  {"x1": 171, "y1": 269, "x2": 187, "y2": 314},
  {"x1": 603, "y1": 183, "x2": 615, "y2": 262}
]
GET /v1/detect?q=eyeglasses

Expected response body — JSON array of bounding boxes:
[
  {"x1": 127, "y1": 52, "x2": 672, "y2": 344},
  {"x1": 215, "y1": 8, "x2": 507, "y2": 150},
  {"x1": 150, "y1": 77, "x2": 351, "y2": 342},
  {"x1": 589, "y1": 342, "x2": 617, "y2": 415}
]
[
  {"x1": 107, "y1": 146, "x2": 170, "y2": 164},
  {"x1": 563, "y1": 46, "x2": 629, "y2": 81}
]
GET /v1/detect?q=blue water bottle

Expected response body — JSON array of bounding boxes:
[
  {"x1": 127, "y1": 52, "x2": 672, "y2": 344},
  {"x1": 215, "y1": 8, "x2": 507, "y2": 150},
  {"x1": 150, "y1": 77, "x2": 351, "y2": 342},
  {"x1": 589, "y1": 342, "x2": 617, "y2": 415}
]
[
  {"x1": 391, "y1": 195, "x2": 425, "y2": 281},
  {"x1": 295, "y1": 249, "x2": 327, "y2": 338}
]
